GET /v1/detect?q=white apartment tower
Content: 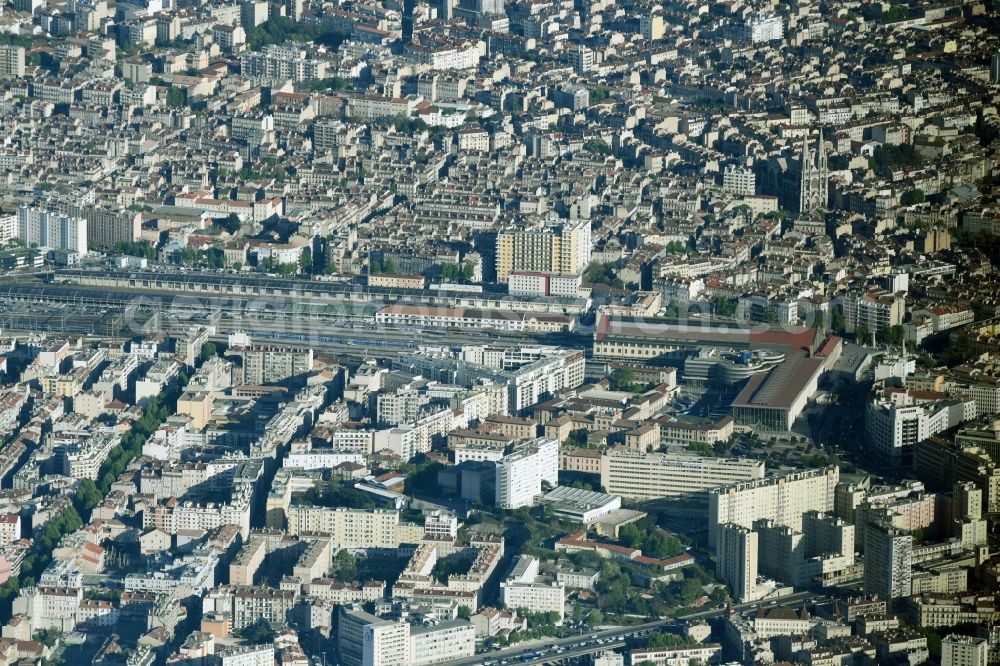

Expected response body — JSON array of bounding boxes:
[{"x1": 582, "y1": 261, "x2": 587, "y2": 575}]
[
  {"x1": 365, "y1": 621, "x2": 411, "y2": 666},
  {"x1": 742, "y1": 13, "x2": 784, "y2": 43},
  {"x1": 0, "y1": 45, "x2": 25, "y2": 79},
  {"x1": 495, "y1": 438, "x2": 559, "y2": 509},
  {"x1": 17, "y1": 207, "x2": 88, "y2": 255},
  {"x1": 716, "y1": 523, "x2": 758, "y2": 603},
  {"x1": 568, "y1": 45, "x2": 594, "y2": 74},
  {"x1": 500, "y1": 555, "x2": 565, "y2": 623},
  {"x1": 863, "y1": 522, "x2": 912, "y2": 600},
  {"x1": 722, "y1": 165, "x2": 756, "y2": 196}
]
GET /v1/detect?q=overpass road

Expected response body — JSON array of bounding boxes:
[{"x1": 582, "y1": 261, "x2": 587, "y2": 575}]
[{"x1": 438, "y1": 591, "x2": 819, "y2": 666}]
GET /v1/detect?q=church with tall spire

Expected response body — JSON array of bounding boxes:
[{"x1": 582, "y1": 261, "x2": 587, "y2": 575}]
[{"x1": 799, "y1": 130, "x2": 828, "y2": 216}]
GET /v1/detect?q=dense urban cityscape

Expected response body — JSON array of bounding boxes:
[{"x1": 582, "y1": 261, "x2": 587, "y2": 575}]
[{"x1": 0, "y1": 0, "x2": 998, "y2": 664}]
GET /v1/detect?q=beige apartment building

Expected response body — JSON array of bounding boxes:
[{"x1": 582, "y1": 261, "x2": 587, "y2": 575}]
[
  {"x1": 495, "y1": 219, "x2": 591, "y2": 282},
  {"x1": 708, "y1": 466, "x2": 840, "y2": 549}
]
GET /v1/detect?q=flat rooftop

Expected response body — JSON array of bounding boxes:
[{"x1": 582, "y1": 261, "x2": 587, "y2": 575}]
[
  {"x1": 731, "y1": 352, "x2": 826, "y2": 411},
  {"x1": 595, "y1": 316, "x2": 820, "y2": 353}
]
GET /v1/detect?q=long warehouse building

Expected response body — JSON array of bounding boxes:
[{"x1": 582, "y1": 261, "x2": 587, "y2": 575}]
[{"x1": 592, "y1": 316, "x2": 822, "y2": 360}]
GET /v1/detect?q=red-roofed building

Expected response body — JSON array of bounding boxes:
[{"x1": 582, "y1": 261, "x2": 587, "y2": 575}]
[{"x1": 555, "y1": 531, "x2": 694, "y2": 572}]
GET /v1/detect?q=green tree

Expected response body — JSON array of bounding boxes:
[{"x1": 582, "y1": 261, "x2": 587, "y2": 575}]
[
  {"x1": 647, "y1": 633, "x2": 692, "y2": 649},
  {"x1": 33, "y1": 629, "x2": 61, "y2": 648},
  {"x1": 311, "y1": 76, "x2": 350, "y2": 92},
  {"x1": 115, "y1": 240, "x2": 157, "y2": 261},
  {"x1": 589, "y1": 87, "x2": 610, "y2": 104},
  {"x1": 878, "y1": 324, "x2": 905, "y2": 346},
  {"x1": 200, "y1": 342, "x2": 217, "y2": 362},
  {"x1": 900, "y1": 189, "x2": 925, "y2": 205},
  {"x1": 301, "y1": 247, "x2": 312, "y2": 273},
  {"x1": 215, "y1": 213, "x2": 241, "y2": 234},
  {"x1": 166, "y1": 87, "x2": 186, "y2": 108},
  {"x1": 583, "y1": 261, "x2": 623, "y2": 288},
  {"x1": 610, "y1": 367, "x2": 635, "y2": 391},
  {"x1": 830, "y1": 305, "x2": 846, "y2": 334},
  {"x1": 392, "y1": 113, "x2": 428, "y2": 134},
  {"x1": 583, "y1": 139, "x2": 612, "y2": 156},
  {"x1": 72, "y1": 479, "x2": 103, "y2": 521},
  {"x1": 237, "y1": 618, "x2": 275, "y2": 644},
  {"x1": 855, "y1": 323, "x2": 871, "y2": 345},
  {"x1": 331, "y1": 550, "x2": 359, "y2": 583},
  {"x1": 245, "y1": 17, "x2": 348, "y2": 51},
  {"x1": 867, "y1": 144, "x2": 922, "y2": 173}
]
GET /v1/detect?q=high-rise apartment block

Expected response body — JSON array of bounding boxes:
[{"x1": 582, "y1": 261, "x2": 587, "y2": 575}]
[
  {"x1": 340, "y1": 609, "x2": 411, "y2": 666},
  {"x1": 53, "y1": 203, "x2": 140, "y2": 249},
  {"x1": 500, "y1": 555, "x2": 565, "y2": 623},
  {"x1": 863, "y1": 523, "x2": 912, "y2": 600},
  {"x1": 495, "y1": 438, "x2": 558, "y2": 509},
  {"x1": 639, "y1": 12, "x2": 664, "y2": 40},
  {"x1": 568, "y1": 45, "x2": 594, "y2": 74},
  {"x1": 496, "y1": 219, "x2": 591, "y2": 282},
  {"x1": 708, "y1": 467, "x2": 839, "y2": 549},
  {"x1": 285, "y1": 506, "x2": 416, "y2": 548},
  {"x1": 16, "y1": 207, "x2": 88, "y2": 255},
  {"x1": 339, "y1": 608, "x2": 475, "y2": 666},
  {"x1": 739, "y1": 13, "x2": 784, "y2": 43},
  {"x1": 842, "y1": 290, "x2": 905, "y2": 337},
  {"x1": 235, "y1": 345, "x2": 314, "y2": 385},
  {"x1": 0, "y1": 45, "x2": 25, "y2": 79},
  {"x1": 716, "y1": 523, "x2": 758, "y2": 603},
  {"x1": 239, "y1": 45, "x2": 328, "y2": 83},
  {"x1": 754, "y1": 511, "x2": 855, "y2": 587}
]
